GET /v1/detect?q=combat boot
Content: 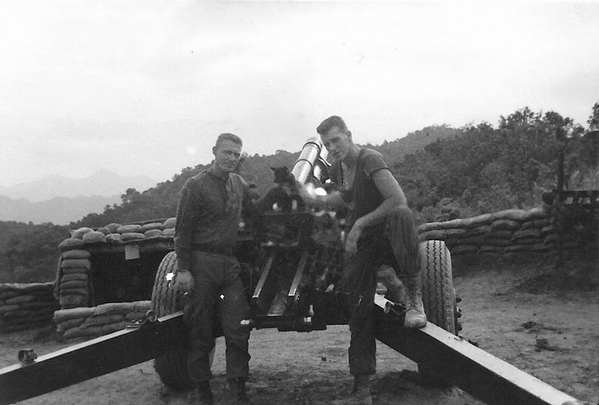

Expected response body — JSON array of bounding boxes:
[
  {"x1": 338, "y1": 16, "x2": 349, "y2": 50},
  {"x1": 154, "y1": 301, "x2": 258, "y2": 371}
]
[
  {"x1": 404, "y1": 272, "x2": 427, "y2": 328},
  {"x1": 376, "y1": 265, "x2": 406, "y2": 305},
  {"x1": 228, "y1": 377, "x2": 253, "y2": 405},
  {"x1": 331, "y1": 375, "x2": 373, "y2": 405},
  {"x1": 191, "y1": 380, "x2": 214, "y2": 405}
]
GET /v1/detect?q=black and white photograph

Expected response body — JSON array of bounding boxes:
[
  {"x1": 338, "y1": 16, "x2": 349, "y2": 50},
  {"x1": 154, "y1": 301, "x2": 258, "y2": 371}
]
[{"x1": 0, "y1": 1, "x2": 597, "y2": 404}]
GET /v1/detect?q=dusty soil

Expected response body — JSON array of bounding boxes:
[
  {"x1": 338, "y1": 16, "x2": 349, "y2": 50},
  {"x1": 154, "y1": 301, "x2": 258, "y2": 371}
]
[{"x1": 1, "y1": 254, "x2": 597, "y2": 405}]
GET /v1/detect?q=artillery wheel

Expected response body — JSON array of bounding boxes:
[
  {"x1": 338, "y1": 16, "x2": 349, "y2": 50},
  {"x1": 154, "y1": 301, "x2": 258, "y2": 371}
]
[
  {"x1": 418, "y1": 240, "x2": 460, "y2": 383},
  {"x1": 420, "y1": 240, "x2": 458, "y2": 334},
  {"x1": 151, "y1": 251, "x2": 194, "y2": 391}
]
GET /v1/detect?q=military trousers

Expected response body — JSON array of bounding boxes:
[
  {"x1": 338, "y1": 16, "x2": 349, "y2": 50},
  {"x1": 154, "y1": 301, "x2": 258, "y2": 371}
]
[
  {"x1": 184, "y1": 251, "x2": 251, "y2": 383},
  {"x1": 343, "y1": 205, "x2": 421, "y2": 377}
]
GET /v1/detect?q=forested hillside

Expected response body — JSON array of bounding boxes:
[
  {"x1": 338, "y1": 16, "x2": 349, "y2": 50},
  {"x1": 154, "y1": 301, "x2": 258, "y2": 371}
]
[{"x1": 1, "y1": 105, "x2": 597, "y2": 283}]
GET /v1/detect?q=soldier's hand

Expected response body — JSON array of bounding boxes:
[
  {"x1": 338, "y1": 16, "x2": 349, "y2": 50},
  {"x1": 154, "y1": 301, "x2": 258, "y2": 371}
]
[
  {"x1": 175, "y1": 270, "x2": 194, "y2": 294},
  {"x1": 345, "y1": 225, "x2": 362, "y2": 255}
]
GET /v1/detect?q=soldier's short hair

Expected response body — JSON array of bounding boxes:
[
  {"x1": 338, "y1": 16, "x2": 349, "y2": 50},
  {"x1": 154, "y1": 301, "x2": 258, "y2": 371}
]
[
  {"x1": 215, "y1": 133, "x2": 243, "y2": 149},
  {"x1": 316, "y1": 116, "x2": 349, "y2": 135}
]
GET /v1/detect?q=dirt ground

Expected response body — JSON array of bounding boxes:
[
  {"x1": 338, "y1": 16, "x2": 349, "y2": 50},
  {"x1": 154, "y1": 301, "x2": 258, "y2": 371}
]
[{"x1": 1, "y1": 253, "x2": 597, "y2": 405}]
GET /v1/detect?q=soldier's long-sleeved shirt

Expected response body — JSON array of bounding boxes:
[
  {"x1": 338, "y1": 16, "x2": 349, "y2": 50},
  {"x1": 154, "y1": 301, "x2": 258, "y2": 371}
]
[{"x1": 174, "y1": 169, "x2": 252, "y2": 271}]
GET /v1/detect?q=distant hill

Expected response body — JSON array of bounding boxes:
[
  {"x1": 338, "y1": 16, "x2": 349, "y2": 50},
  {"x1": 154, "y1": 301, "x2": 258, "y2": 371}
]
[
  {"x1": 0, "y1": 169, "x2": 156, "y2": 202},
  {"x1": 365, "y1": 125, "x2": 461, "y2": 160},
  {"x1": 0, "y1": 194, "x2": 122, "y2": 225}
]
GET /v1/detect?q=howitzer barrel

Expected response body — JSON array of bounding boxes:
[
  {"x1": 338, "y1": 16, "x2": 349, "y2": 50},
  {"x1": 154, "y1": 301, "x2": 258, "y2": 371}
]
[{"x1": 292, "y1": 137, "x2": 328, "y2": 185}]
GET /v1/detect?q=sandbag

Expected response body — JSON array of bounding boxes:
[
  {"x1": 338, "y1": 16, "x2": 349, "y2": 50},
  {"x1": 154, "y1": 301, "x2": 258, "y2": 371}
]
[
  {"x1": 418, "y1": 222, "x2": 441, "y2": 232},
  {"x1": 541, "y1": 224, "x2": 558, "y2": 236},
  {"x1": 449, "y1": 245, "x2": 479, "y2": 255},
  {"x1": 532, "y1": 244, "x2": 552, "y2": 252},
  {"x1": 54, "y1": 307, "x2": 96, "y2": 323},
  {"x1": 83, "y1": 231, "x2": 106, "y2": 243},
  {"x1": 59, "y1": 238, "x2": 85, "y2": 251},
  {"x1": 62, "y1": 267, "x2": 89, "y2": 275},
  {"x1": 96, "y1": 227, "x2": 111, "y2": 235},
  {"x1": 94, "y1": 302, "x2": 136, "y2": 316},
  {"x1": 479, "y1": 245, "x2": 505, "y2": 254},
  {"x1": 62, "y1": 249, "x2": 91, "y2": 260},
  {"x1": 106, "y1": 233, "x2": 123, "y2": 243},
  {"x1": 466, "y1": 213, "x2": 493, "y2": 227},
  {"x1": 162, "y1": 228, "x2": 175, "y2": 237},
  {"x1": 462, "y1": 225, "x2": 489, "y2": 236},
  {"x1": 121, "y1": 232, "x2": 145, "y2": 241},
  {"x1": 100, "y1": 321, "x2": 127, "y2": 335},
  {"x1": 0, "y1": 305, "x2": 21, "y2": 315},
  {"x1": 526, "y1": 207, "x2": 549, "y2": 220},
  {"x1": 0, "y1": 282, "x2": 54, "y2": 292},
  {"x1": 135, "y1": 300, "x2": 152, "y2": 312},
  {"x1": 444, "y1": 228, "x2": 467, "y2": 236},
  {"x1": 61, "y1": 273, "x2": 88, "y2": 282},
  {"x1": 0, "y1": 290, "x2": 21, "y2": 300},
  {"x1": 544, "y1": 234, "x2": 559, "y2": 244},
  {"x1": 63, "y1": 324, "x2": 103, "y2": 339},
  {"x1": 61, "y1": 258, "x2": 91, "y2": 269},
  {"x1": 125, "y1": 311, "x2": 147, "y2": 322},
  {"x1": 59, "y1": 287, "x2": 89, "y2": 296},
  {"x1": 489, "y1": 219, "x2": 521, "y2": 232},
  {"x1": 436, "y1": 219, "x2": 464, "y2": 229},
  {"x1": 485, "y1": 230, "x2": 513, "y2": 240},
  {"x1": 4, "y1": 295, "x2": 36, "y2": 305},
  {"x1": 56, "y1": 317, "x2": 86, "y2": 332},
  {"x1": 105, "y1": 223, "x2": 122, "y2": 233},
  {"x1": 512, "y1": 228, "x2": 541, "y2": 241},
  {"x1": 163, "y1": 217, "x2": 176, "y2": 229},
  {"x1": 81, "y1": 314, "x2": 124, "y2": 327},
  {"x1": 1, "y1": 309, "x2": 27, "y2": 319},
  {"x1": 420, "y1": 230, "x2": 445, "y2": 241},
  {"x1": 504, "y1": 244, "x2": 534, "y2": 253},
  {"x1": 117, "y1": 224, "x2": 143, "y2": 234},
  {"x1": 144, "y1": 229, "x2": 163, "y2": 238},
  {"x1": 71, "y1": 227, "x2": 93, "y2": 239},
  {"x1": 482, "y1": 238, "x2": 512, "y2": 247},
  {"x1": 141, "y1": 222, "x2": 164, "y2": 232},
  {"x1": 60, "y1": 280, "x2": 88, "y2": 290},
  {"x1": 499, "y1": 209, "x2": 529, "y2": 222}
]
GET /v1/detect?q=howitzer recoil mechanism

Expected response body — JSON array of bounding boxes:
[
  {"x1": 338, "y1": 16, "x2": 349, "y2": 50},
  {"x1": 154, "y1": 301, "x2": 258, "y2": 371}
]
[{"x1": 0, "y1": 138, "x2": 584, "y2": 405}]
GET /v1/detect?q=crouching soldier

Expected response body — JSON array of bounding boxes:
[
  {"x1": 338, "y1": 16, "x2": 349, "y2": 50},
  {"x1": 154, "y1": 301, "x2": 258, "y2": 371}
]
[{"x1": 298, "y1": 116, "x2": 427, "y2": 405}]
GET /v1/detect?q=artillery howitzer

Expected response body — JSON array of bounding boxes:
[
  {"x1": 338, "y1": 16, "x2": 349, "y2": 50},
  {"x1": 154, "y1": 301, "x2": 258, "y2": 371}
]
[{"x1": 0, "y1": 139, "x2": 584, "y2": 405}]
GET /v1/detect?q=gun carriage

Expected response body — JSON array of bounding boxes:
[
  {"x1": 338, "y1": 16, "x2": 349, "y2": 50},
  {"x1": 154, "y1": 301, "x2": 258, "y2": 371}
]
[{"x1": 0, "y1": 139, "x2": 583, "y2": 405}]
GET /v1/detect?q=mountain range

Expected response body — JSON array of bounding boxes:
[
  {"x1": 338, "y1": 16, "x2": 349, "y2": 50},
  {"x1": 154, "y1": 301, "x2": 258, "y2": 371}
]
[
  {"x1": 0, "y1": 170, "x2": 157, "y2": 225},
  {"x1": 0, "y1": 126, "x2": 459, "y2": 225},
  {"x1": 0, "y1": 169, "x2": 156, "y2": 202}
]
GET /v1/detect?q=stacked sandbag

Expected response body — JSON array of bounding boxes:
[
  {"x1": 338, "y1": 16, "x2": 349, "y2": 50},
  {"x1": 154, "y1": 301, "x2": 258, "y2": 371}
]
[
  {"x1": 418, "y1": 207, "x2": 576, "y2": 255},
  {"x1": 55, "y1": 249, "x2": 91, "y2": 309},
  {"x1": 54, "y1": 300, "x2": 152, "y2": 339},
  {"x1": 0, "y1": 282, "x2": 59, "y2": 333},
  {"x1": 58, "y1": 218, "x2": 176, "y2": 249}
]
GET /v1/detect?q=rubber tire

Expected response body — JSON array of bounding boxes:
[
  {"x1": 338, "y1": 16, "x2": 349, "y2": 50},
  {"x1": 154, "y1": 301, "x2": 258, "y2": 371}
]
[
  {"x1": 420, "y1": 240, "x2": 457, "y2": 334},
  {"x1": 418, "y1": 240, "x2": 459, "y2": 384},
  {"x1": 151, "y1": 251, "x2": 195, "y2": 390}
]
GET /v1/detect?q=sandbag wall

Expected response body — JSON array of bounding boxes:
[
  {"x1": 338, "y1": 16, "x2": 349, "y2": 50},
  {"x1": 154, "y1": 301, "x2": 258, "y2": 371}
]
[
  {"x1": 53, "y1": 300, "x2": 151, "y2": 339},
  {"x1": 55, "y1": 217, "x2": 176, "y2": 310},
  {"x1": 54, "y1": 250, "x2": 93, "y2": 309},
  {"x1": 418, "y1": 207, "x2": 595, "y2": 255},
  {"x1": 0, "y1": 282, "x2": 59, "y2": 333},
  {"x1": 57, "y1": 218, "x2": 176, "y2": 251}
]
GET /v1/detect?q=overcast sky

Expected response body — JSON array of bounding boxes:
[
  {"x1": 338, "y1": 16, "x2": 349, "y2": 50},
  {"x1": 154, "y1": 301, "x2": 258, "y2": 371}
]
[{"x1": 0, "y1": 1, "x2": 598, "y2": 187}]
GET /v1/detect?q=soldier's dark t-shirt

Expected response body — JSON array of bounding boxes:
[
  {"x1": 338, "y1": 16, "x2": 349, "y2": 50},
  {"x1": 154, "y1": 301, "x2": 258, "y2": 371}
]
[
  {"x1": 330, "y1": 148, "x2": 391, "y2": 237},
  {"x1": 174, "y1": 169, "x2": 252, "y2": 270}
]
